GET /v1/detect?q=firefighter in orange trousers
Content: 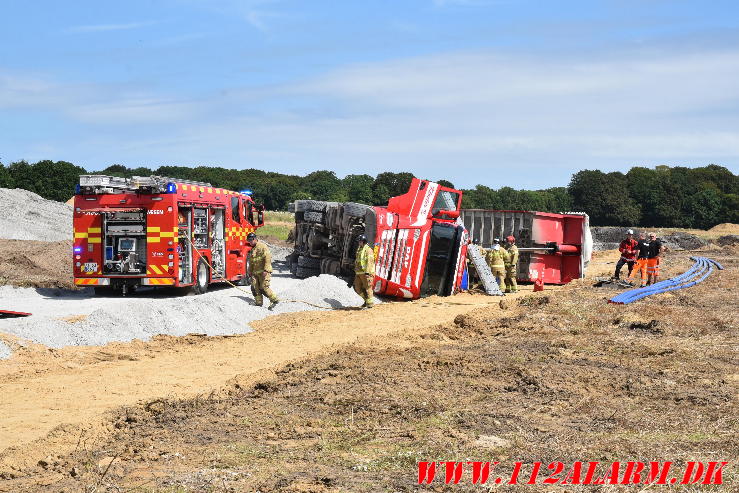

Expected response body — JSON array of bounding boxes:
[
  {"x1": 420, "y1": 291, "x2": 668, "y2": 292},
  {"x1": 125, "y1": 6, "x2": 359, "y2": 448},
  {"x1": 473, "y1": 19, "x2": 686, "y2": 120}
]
[
  {"x1": 627, "y1": 232, "x2": 650, "y2": 287},
  {"x1": 247, "y1": 233, "x2": 279, "y2": 310},
  {"x1": 353, "y1": 234, "x2": 375, "y2": 309},
  {"x1": 646, "y1": 232, "x2": 664, "y2": 285}
]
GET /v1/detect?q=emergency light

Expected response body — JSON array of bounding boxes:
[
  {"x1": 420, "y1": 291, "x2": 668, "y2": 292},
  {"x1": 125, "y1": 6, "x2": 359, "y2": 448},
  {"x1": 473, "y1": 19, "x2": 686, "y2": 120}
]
[
  {"x1": 73, "y1": 246, "x2": 83, "y2": 254},
  {"x1": 166, "y1": 182, "x2": 177, "y2": 194},
  {"x1": 240, "y1": 189, "x2": 253, "y2": 196}
]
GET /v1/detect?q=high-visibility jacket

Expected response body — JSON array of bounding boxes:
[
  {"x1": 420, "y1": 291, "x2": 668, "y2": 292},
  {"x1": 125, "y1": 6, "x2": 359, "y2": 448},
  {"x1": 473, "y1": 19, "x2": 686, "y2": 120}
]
[
  {"x1": 355, "y1": 244, "x2": 375, "y2": 275},
  {"x1": 485, "y1": 248, "x2": 509, "y2": 269},
  {"x1": 248, "y1": 241, "x2": 272, "y2": 274},
  {"x1": 505, "y1": 244, "x2": 519, "y2": 267}
]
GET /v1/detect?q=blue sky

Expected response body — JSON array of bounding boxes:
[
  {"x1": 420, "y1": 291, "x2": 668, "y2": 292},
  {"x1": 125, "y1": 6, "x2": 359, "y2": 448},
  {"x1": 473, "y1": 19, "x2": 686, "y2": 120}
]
[{"x1": 1, "y1": 0, "x2": 738, "y2": 189}]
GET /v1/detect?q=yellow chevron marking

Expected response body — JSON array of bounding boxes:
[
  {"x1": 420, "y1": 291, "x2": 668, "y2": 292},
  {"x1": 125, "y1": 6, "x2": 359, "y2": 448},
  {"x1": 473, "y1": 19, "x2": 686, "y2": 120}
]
[{"x1": 150, "y1": 265, "x2": 162, "y2": 275}]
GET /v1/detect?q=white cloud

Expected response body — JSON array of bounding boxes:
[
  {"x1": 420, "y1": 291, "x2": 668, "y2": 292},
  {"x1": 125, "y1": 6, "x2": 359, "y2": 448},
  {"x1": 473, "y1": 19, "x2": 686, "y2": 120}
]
[{"x1": 2, "y1": 45, "x2": 738, "y2": 186}]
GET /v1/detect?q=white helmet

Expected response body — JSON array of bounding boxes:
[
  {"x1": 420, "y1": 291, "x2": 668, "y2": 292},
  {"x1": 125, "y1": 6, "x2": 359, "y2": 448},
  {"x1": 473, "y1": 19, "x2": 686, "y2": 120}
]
[{"x1": 626, "y1": 229, "x2": 634, "y2": 235}]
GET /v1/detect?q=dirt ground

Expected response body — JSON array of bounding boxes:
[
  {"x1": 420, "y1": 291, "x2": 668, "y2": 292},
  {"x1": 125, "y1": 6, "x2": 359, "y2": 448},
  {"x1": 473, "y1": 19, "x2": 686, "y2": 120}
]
[
  {"x1": 0, "y1": 239, "x2": 74, "y2": 290},
  {"x1": 0, "y1": 246, "x2": 736, "y2": 492}
]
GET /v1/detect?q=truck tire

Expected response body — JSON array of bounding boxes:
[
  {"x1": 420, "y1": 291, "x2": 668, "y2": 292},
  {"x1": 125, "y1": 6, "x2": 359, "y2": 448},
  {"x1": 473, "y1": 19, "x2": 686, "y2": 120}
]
[
  {"x1": 296, "y1": 266, "x2": 320, "y2": 278},
  {"x1": 298, "y1": 255, "x2": 321, "y2": 269},
  {"x1": 304, "y1": 200, "x2": 326, "y2": 212},
  {"x1": 193, "y1": 259, "x2": 209, "y2": 295},
  {"x1": 304, "y1": 211, "x2": 323, "y2": 223},
  {"x1": 344, "y1": 202, "x2": 369, "y2": 217}
]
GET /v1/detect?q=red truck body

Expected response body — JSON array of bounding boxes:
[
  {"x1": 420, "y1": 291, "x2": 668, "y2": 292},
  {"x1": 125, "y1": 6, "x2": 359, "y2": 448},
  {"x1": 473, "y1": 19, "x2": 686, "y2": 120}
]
[
  {"x1": 290, "y1": 178, "x2": 469, "y2": 299},
  {"x1": 73, "y1": 175, "x2": 264, "y2": 294}
]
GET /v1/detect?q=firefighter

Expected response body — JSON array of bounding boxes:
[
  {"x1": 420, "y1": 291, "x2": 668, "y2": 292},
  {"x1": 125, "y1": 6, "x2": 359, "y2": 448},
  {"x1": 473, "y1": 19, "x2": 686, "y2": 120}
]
[
  {"x1": 614, "y1": 229, "x2": 638, "y2": 279},
  {"x1": 246, "y1": 233, "x2": 279, "y2": 310},
  {"x1": 354, "y1": 234, "x2": 375, "y2": 309},
  {"x1": 646, "y1": 232, "x2": 664, "y2": 285},
  {"x1": 485, "y1": 242, "x2": 509, "y2": 289},
  {"x1": 627, "y1": 232, "x2": 650, "y2": 287},
  {"x1": 504, "y1": 235, "x2": 519, "y2": 293}
]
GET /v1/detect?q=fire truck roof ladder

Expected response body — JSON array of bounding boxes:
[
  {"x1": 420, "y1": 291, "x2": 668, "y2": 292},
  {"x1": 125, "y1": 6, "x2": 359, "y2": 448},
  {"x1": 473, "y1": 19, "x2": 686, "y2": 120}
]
[{"x1": 78, "y1": 175, "x2": 212, "y2": 194}]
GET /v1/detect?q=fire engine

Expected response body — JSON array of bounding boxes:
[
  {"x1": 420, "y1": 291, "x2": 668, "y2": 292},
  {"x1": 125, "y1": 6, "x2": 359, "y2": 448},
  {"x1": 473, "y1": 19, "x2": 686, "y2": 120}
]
[
  {"x1": 288, "y1": 178, "x2": 469, "y2": 299},
  {"x1": 73, "y1": 175, "x2": 264, "y2": 295}
]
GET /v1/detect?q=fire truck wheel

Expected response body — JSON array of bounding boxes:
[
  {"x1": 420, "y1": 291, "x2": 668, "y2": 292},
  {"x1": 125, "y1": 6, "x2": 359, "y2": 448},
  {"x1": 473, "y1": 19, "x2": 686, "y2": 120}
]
[
  {"x1": 297, "y1": 255, "x2": 321, "y2": 269},
  {"x1": 193, "y1": 259, "x2": 210, "y2": 294},
  {"x1": 343, "y1": 202, "x2": 369, "y2": 217},
  {"x1": 296, "y1": 266, "x2": 320, "y2": 278},
  {"x1": 304, "y1": 211, "x2": 324, "y2": 223}
]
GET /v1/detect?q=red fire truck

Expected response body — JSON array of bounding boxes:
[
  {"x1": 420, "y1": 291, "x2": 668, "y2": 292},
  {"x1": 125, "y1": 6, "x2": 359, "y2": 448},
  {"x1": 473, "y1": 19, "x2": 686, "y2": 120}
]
[
  {"x1": 289, "y1": 178, "x2": 469, "y2": 299},
  {"x1": 73, "y1": 175, "x2": 264, "y2": 295}
]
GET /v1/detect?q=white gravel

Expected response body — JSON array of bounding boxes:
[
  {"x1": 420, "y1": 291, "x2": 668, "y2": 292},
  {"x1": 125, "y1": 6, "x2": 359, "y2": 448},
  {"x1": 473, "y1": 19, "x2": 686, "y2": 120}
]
[
  {"x1": 0, "y1": 265, "x2": 380, "y2": 357},
  {"x1": 0, "y1": 341, "x2": 10, "y2": 359},
  {"x1": 0, "y1": 188, "x2": 73, "y2": 241}
]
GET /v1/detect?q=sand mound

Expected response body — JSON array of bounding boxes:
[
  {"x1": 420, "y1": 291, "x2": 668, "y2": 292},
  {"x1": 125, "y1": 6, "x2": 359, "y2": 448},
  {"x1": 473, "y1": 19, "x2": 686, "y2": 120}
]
[
  {"x1": 708, "y1": 223, "x2": 739, "y2": 234},
  {"x1": 0, "y1": 188, "x2": 72, "y2": 241}
]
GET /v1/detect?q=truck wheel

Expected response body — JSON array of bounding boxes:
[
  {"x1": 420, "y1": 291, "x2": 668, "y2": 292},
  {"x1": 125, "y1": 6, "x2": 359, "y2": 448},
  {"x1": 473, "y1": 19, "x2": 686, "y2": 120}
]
[
  {"x1": 193, "y1": 259, "x2": 209, "y2": 294},
  {"x1": 304, "y1": 211, "x2": 323, "y2": 223},
  {"x1": 344, "y1": 202, "x2": 369, "y2": 217},
  {"x1": 304, "y1": 200, "x2": 326, "y2": 212},
  {"x1": 296, "y1": 266, "x2": 320, "y2": 278},
  {"x1": 298, "y1": 255, "x2": 321, "y2": 269}
]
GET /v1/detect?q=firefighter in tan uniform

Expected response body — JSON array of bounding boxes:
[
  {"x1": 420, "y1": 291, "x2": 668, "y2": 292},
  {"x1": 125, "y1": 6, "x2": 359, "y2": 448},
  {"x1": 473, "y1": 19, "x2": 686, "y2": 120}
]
[
  {"x1": 246, "y1": 233, "x2": 279, "y2": 310},
  {"x1": 485, "y1": 241, "x2": 509, "y2": 289},
  {"x1": 353, "y1": 234, "x2": 375, "y2": 309},
  {"x1": 504, "y1": 235, "x2": 519, "y2": 293}
]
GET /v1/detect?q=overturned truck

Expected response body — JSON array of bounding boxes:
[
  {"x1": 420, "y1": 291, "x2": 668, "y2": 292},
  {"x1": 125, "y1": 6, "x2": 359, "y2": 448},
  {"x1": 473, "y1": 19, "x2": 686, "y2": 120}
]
[{"x1": 288, "y1": 178, "x2": 469, "y2": 299}]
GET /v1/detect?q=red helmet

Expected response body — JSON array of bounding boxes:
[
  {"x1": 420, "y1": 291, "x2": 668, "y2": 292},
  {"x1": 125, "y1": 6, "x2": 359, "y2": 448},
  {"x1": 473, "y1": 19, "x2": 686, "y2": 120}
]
[{"x1": 506, "y1": 235, "x2": 515, "y2": 243}]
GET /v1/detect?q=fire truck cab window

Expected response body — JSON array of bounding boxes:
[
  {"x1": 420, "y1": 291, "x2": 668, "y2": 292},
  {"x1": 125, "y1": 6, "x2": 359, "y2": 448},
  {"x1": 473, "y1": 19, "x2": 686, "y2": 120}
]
[
  {"x1": 245, "y1": 202, "x2": 256, "y2": 226},
  {"x1": 231, "y1": 197, "x2": 240, "y2": 222}
]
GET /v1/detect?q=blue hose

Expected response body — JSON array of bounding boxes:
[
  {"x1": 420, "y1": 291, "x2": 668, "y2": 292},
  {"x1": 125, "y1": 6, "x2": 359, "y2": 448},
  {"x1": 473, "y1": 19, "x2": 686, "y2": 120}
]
[{"x1": 608, "y1": 256, "x2": 724, "y2": 304}]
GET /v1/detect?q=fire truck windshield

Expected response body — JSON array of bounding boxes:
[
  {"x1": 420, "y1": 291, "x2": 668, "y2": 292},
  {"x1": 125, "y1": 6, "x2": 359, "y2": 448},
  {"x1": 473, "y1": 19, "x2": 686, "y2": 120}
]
[{"x1": 420, "y1": 223, "x2": 462, "y2": 297}]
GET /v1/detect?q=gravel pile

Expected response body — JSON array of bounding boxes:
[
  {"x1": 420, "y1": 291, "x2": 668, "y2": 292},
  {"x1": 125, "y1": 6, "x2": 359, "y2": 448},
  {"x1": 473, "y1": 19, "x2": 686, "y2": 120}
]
[
  {"x1": 590, "y1": 227, "x2": 706, "y2": 251},
  {"x1": 715, "y1": 235, "x2": 739, "y2": 246},
  {"x1": 0, "y1": 269, "x2": 379, "y2": 356},
  {"x1": 0, "y1": 188, "x2": 73, "y2": 241}
]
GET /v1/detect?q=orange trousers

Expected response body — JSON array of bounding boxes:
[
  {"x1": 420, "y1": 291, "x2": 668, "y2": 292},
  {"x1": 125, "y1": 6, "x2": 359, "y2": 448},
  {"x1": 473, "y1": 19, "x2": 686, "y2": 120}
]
[
  {"x1": 647, "y1": 257, "x2": 660, "y2": 277},
  {"x1": 628, "y1": 258, "x2": 648, "y2": 285}
]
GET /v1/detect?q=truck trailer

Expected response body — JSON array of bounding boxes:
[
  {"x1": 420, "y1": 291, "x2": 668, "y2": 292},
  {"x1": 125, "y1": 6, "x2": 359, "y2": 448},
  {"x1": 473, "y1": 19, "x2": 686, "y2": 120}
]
[
  {"x1": 73, "y1": 175, "x2": 264, "y2": 295},
  {"x1": 460, "y1": 209, "x2": 593, "y2": 284},
  {"x1": 288, "y1": 178, "x2": 469, "y2": 299}
]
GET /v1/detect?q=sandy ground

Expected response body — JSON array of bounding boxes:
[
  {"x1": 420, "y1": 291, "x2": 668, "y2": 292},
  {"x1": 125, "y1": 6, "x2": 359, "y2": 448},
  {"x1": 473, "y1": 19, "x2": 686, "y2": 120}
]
[
  {"x1": 0, "y1": 248, "x2": 735, "y2": 491},
  {"x1": 0, "y1": 287, "x2": 536, "y2": 475}
]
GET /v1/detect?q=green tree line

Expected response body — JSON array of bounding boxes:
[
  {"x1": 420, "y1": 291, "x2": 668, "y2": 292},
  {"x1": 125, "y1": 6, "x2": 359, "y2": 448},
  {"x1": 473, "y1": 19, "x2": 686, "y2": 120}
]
[{"x1": 0, "y1": 160, "x2": 736, "y2": 228}]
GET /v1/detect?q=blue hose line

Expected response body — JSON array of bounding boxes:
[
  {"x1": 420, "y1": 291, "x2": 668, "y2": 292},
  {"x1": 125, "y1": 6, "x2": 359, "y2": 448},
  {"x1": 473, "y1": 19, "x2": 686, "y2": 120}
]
[
  {"x1": 609, "y1": 257, "x2": 722, "y2": 304},
  {"x1": 610, "y1": 258, "x2": 703, "y2": 303}
]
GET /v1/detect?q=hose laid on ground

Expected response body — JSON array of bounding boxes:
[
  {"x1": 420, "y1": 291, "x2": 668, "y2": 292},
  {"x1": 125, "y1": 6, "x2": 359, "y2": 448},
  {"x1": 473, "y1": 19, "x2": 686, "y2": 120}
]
[
  {"x1": 608, "y1": 256, "x2": 724, "y2": 305},
  {"x1": 181, "y1": 234, "x2": 332, "y2": 309}
]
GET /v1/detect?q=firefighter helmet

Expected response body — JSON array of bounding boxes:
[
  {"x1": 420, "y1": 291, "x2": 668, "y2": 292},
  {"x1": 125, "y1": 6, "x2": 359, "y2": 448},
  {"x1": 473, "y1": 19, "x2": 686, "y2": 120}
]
[
  {"x1": 506, "y1": 235, "x2": 515, "y2": 243},
  {"x1": 357, "y1": 234, "x2": 367, "y2": 243},
  {"x1": 247, "y1": 232, "x2": 257, "y2": 241}
]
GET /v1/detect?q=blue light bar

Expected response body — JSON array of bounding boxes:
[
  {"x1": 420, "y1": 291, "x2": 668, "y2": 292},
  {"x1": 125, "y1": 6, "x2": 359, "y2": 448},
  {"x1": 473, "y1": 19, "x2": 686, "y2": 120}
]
[
  {"x1": 73, "y1": 246, "x2": 83, "y2": 253},
  {"x1": 240, "y1": 189, "x2": 253, "y2": 196},
  {"x1": 75, "y1": 184, "x2": 81, "y2": 195},
  {"x1": 166, "y1": 182, "x2": 177, "y2": 193}
]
